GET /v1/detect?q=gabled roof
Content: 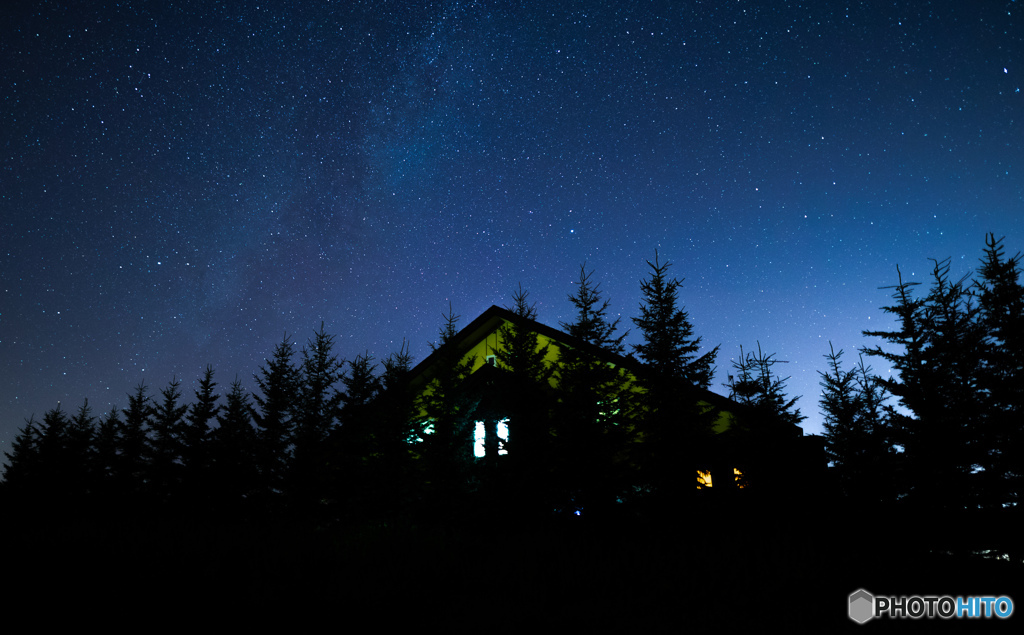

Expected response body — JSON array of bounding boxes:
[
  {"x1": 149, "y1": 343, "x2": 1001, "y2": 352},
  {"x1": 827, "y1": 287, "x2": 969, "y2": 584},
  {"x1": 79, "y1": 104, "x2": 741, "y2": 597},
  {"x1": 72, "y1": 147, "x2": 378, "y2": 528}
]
[
  {"x1": 403, "y1": 305, "x2": 819, "y2": 442},
  {"x1": 406, "y1": 305, "x2": 733, "y2": 411}
]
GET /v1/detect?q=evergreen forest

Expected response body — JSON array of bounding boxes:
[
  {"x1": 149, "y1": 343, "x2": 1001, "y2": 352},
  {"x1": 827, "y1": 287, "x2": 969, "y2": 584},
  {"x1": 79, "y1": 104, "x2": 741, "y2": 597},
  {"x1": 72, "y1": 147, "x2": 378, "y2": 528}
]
[{"x1": 3, "y1": 235, "x2": 1022, "y2": 628}]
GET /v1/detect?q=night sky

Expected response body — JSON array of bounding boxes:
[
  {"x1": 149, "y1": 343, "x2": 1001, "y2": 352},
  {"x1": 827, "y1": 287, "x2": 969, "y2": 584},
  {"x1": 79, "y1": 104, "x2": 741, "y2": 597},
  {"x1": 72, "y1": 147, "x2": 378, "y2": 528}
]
[{"x1": 3, "y1": 0, "x2": 1022, "y2": 452}]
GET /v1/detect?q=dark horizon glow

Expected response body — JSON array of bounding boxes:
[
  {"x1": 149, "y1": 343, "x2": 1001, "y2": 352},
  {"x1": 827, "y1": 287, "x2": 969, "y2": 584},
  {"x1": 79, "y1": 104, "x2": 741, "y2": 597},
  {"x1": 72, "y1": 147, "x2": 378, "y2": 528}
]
[{"x1": 2, "y1": 1, "x2": 1021, "y2": 450}]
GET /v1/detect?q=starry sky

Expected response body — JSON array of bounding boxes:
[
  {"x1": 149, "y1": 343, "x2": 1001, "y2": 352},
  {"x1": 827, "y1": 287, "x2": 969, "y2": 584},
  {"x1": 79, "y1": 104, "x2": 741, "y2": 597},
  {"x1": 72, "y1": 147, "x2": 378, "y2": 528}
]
[{"x1": 2, "y1": 0, "x2": 1022, "y2": 451}]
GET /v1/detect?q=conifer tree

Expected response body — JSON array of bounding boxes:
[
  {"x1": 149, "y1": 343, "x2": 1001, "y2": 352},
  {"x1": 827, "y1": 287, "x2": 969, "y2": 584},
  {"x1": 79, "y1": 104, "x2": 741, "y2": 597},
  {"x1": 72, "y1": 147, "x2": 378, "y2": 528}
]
[
  {"x1": 862, "y1": 260, "x2": 986, "y2": 510},
  {"x1": 561, "y1": 264, "x2": 628, "y2": 353},
  {"x1": 924, "y1": 259, "x2": 987, "y2": 508},
  {"x1": 211, "y1": 378, "x2": 258, "y2": 512},
  {"x1": 181, "y1": 366, "x2": 220, "y2": 506},
  {"x1": 92, "y1": 406, "x2": 121, "y2": 501},
  {"x1": 2, "y1": 416, "x2": 41, "y2": 491},
  {"x1": 974, "y1": 234, "x2": 1024, "y2": 507},
  {"x1": 490, "y1": 285, "x2": 555, "y2": 470},
  {"x1": 331, "y1": 352, "x2": 383, "y2": 515},
  {"x1": 555, "y1": 265, "x2": 633, "y2": 516},
  {"x1": 728, "y1": 343, "x2": 804, "y2": 435},
  {"x1": 66, "y1": 400, "x2": 97, "y2": 501},
  {"x1": 819, "y1": 345, "x2": 859, "y2": 462},
  {"x1": 252, "y1": 335, "x2": 300, "y2": 502},
  {"x1": 291, "y1": 324, "x2": 345, "y2": 510},
  {"x1": 493, "y1": 284, "x2": 554, "y2": 384},
  {"x1": 862, "y1": 266, "x2": 934, "y2": 507},
  {"x1": 39, "y1": 404, "x2": 93, "y2": 503},
  {"x1": 631, "y1": 252, "x2": 719, "y2": 502},
  {"x1": 150, "y1": 378, "x2": 189, "y2": 501},
  {"x1": 36, "y1": 404, "x2": 70, "y2": 462},
  {"x1": 632, "y1": 253, "x2": 717, "y2": 389},
  {"x1": 416, "y1": 306, "x2": 477, "y2": 515},
  {"x1": 725, "y1": 344, "x2": 804, "y2": 492},
  {"x1": 378, "y1": 343, "x2": 418, "y2": 455},
  {"x1": 342, "y1": 353, "x2": 382, "y2": 415},
  {"x1": 374, "y1": 343, "x2": 418, "y2": 516},
  {"x1": 118, "y1": 383, "x2": 153, "y2": 501},
  {"x1": 338, "y1": 353, "x2": 382, "y2": 451},
  {"x1": 5, "y1": 407, "x2": 74, "y2": 506},
  {"x1": 819, "y1": 344, "x2": 892, "y2": 502}
]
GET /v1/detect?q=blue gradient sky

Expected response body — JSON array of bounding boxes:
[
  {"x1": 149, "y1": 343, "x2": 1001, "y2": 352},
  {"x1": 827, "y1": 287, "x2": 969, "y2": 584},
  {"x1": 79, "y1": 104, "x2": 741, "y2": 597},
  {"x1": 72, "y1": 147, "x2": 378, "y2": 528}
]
[{"x1": 3, "y1": 0, "x2": 1022, "y2": 451}]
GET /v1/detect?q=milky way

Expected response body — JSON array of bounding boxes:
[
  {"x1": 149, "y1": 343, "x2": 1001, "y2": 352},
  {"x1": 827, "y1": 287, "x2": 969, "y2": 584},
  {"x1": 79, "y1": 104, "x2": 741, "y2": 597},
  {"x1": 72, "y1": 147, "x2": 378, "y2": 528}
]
[{"x1": 2, "y1": 0, "x2": 1021, "y2": 448}]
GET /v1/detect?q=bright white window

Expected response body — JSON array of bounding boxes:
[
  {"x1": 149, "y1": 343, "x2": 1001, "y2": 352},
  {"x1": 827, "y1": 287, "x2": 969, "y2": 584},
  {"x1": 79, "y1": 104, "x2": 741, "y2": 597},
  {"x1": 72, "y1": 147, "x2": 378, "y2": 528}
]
[
  {"x1": 474, "y1": 421, "x2": 486, "y2": 458},
  {"x1": 412, "y1": 420, "x2": 434, "y2": 444},
  {"x1": 497, "y1": 419, "x2": 509, "y2": 455},
  {"x1": 474, "y1": 418, "x2": 510, "y2": 457}
]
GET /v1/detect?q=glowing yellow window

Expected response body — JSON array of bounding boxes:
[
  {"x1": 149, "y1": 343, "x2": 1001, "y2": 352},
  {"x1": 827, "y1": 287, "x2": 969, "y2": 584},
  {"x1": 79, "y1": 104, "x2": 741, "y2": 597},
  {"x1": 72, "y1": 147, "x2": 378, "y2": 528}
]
[
  {"x1": 696, "y1": 469, "x2": 713, "y2": 489},
  {"x1": 733, "y1": 468, "x2": 746, "y2": 489}
]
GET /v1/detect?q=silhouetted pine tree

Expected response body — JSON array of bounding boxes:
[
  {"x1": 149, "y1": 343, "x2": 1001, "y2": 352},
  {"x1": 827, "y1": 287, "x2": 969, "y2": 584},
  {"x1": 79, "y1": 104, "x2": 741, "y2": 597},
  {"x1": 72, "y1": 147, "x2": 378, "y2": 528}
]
[
  {"x1": 728, "y1": 343, "x2": 804, "y2": 434},
  {"x1": 181, "y1": 366, "x2": 220, "y2": 507},
  {"x1": 2, "y1": 407, "x2": 74, "y2": 509},
  {"x1": 149, "y1": 378, "x2": 188, "y2": 502},
  {"x1": 490, "y1": 285, "x2": 556, "y2": 509},
  {"x1": 561, "y1": 265, "x2": 629, "y2": 354},
  {"x1": 861, "y1": 265, "x2": 926, "y2": 505},
  {"x1": 330, "y1": 352, "x2": 383, "y2": 516},
  {"x1": 416, "y1": 306, "x2": 477, "y2": 517},
  {"x1": 118, "y1": 384, "x2": 153, "y2": 502},
  {"x1": 251, "y1": 335, "x2": 299, "y2": 505},
  {"x1": 382, "y1": 343, "x2": 413, "y2": 392},
  {"x1": 863, "y1": 260, "x2": 986, "y2": 510},
  {"x1": 290, "y1": 324, "x2": 345, "y2": 512},
  {"x1": 975, "y1": 234, "x2": 1024, "y2": 507},
  {"x1": 925, "y1": 259, "x2": 987, "y2": 508},
  {"x1": 66, "y1": 400, "x2": 97, "y2": 501},
  {"x1": 2, "y1": 416, "x2": 41, "y2": 493},
  {"x1": 494, "y1": 285, "x2": 554, "y2": 379},
  {"x1": 92, "y1": 406, "x2": 121, "y2": 503},
  {"x1": 631, "y1": 252, "x2": 719, "y2": 504},
  {"x1": 210, "y1": 378, "x2": 258, "y2": 513},
  {"x1": 725, "y1": 344, "x2": 804, "y2": 493},
  {"x1": 373, "y1": 343, "x2": 418, "y2": 518},
  {"x1": 36, "y1": 405, "x2": 71, "y2": 476},
  {"x1": 819, "y1": 344, "x2": 893, "y2": 503},
  {"x1": 632, "y1": 253, "x2": 718, "y2": 389},
  {"x1": 555, "y1": 264, "x2": 633, "y2": 517}
]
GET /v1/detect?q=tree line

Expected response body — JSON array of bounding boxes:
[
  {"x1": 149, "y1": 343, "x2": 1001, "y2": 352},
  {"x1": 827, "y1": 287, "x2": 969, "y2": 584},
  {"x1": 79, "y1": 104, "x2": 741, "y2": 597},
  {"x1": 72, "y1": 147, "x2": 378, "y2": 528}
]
[
  {"x1": 4, "y1": 235, "x2": 1019, "y2": 521},
  {"x1": 4, "y1": 252, "x2": 803, "y2": 522},
  {"x1": 820, "y1": 234, "x2": 1024, "y2": 511}
]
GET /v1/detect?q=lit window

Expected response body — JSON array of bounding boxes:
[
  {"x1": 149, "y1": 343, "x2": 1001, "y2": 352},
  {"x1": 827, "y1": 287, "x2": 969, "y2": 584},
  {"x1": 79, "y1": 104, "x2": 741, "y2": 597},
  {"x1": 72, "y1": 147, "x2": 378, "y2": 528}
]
[
  {"x1": 412, "y1": 420, "x2": 434, "y2": 444},
  {"x1": 497, "y1": 418, "x2": 509, "y2": 455},
  {"x1": 474, "y1": 421, "x2": 486, "y2": 457},
  {"x1": 474, "y1": 418, "x2": 510, "y2": 457},
  {"x1": 697, "y1": 469, "x2": 713, "y2": 489},
  {"x1": 734, "y1": 468, "x2": 746, "y2": 489}
]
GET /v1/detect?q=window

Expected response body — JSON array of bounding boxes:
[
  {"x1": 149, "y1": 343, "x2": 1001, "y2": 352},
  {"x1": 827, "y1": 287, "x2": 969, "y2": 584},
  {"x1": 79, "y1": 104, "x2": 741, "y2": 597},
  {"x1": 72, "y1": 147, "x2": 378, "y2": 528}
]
[
  {"x1": 733, "y1": 468, "x2": 746, "y2": 489},
  {"x1": 474, "y1": 418, "x2": 510, "y2": 457},
  {"x1": 474, "y1": 422, "x2": 485, "y2": 457},
  {"x1": 697, "y1": 469, "x2": 713, "y2": 489},
  {"x1": 411, "y1": 420, "x2": 434, "y2": 444}
]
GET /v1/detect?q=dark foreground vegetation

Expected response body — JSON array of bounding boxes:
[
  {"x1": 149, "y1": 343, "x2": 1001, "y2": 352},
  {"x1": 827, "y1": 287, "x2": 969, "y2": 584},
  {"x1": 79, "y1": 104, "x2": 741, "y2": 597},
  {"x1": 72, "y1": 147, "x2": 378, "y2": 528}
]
[
  {"x1": 3, "y1": 234, "x2": 1023, "y2": 628},
  {"x1": 2, "y1": 497, "x2": 1021, "y2": 630}
]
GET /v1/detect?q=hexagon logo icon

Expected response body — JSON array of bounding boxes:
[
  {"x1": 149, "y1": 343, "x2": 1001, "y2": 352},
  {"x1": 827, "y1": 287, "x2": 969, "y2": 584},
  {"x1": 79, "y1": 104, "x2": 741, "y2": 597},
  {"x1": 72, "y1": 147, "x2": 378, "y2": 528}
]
[{"x1": 849, "y1": 589, "x2": 874, "y2": 624}]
